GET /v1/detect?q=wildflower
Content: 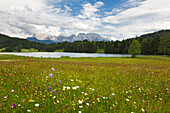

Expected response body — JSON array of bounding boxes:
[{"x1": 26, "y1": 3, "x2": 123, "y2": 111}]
[
  {"x1": 86, "y1": 103, "x2": 89, "y2": 106},
  {"x1": 79, "y1": 106, "x2": 83, "y2": 108},
  {"x1": 63, "y1": 86, "x2": 66, "y2": 90},
  {"x1": 97, "y1": 98, "x2": 100, "y2": 102},
  {"x1": 113, "y1": 104, "x2": 115, "y2": 106},
  {"x1": 27, "y1": 110, "x2": 31, "y2": 112},
  {"x1": 51, "y1": 68, "x2": 55, "y2": 71},
  {"x1": 71, "y1": 79, "x2": 74, "y2": 81},
  {"x1": 11, "y1": 89, "x2": 14, "y2": 92},
  {"x1": 67, "y1": 86, "x2": 70, "y2": 90},
  {"x1": 125, "y1": 99, "x2": 129, "y2": 101},
  {"x1": 29, "y1": 100, "x2": 35, "y2": 102},
  {"x1": 72, "y1": 87, "x2": 77, "y2": 90},
  {"x1": 49, "y1": 73, "x2": 53, "y2": 77},
  {"x1": 85, "y1": 93, "x2": 87, "y2": 95},
  {"x1": 35, "y1": 104, "x2": 39, "y2": 107},
  {"x1": 12, "y1": 103, "x2": 16, "y2": 108},
  {"x1": 78, "y1": 111, "x2": 82, "y2": 113},
  {"x1": 141, "y1": 108, "x2": 145, "y2": 112},
  {"x1": 22, "y1": 99, "x2": 26, "y2": 103},
  {"x1": 4, "y1": 96, "x2": 8, "y2": 99},
  {"x1": 111, "y1": 93, "x2": 115, "y2": 95},
  {"x1": 18, "y1": 104, "x2": 20, "y2": 106},
  {"x1": 53, "y1": 96, "x2": 56, "y2": 99},
  {"x1": 78, "y1": 100, "x2": 83, "y2": 104},
  {"x1": 57, "y1": 100, "x2": 59, "y2": 103},
  {"x1": 59, "y1": 80, "x2": 61, "y2": 83}
]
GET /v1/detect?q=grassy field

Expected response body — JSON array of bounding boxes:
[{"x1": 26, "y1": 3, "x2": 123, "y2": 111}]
[{"x1": 0, "y1": 55, "x2": 169, "y2": 113}]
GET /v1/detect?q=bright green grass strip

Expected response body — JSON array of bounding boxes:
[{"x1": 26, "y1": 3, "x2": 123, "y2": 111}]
[
  {"x1": 0, "y1": 48, "x2": 6, "y2": 52},
  {"x1": 21, "y1": 48, "x2": 38, "y2": 52},
  {"x1": 96, "y1": 49, "x2": 104, "y2": 53}
]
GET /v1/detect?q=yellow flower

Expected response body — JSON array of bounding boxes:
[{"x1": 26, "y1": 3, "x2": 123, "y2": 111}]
[
  {"x1": 27, "y1": 110, "x2": 31, "y2": 112},
  {"x1": 29, "y1": 100, "x2": 35, "y2": 102}
]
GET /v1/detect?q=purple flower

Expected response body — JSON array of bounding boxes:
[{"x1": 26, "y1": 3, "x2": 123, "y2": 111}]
[
  {"x1": 59, "y1": 80, "x2": 61, "y2": 83},
  {"x1": 51, "y1": 68, "x2": 55, "y2": 71},
  {"x1": 53, "y1": 83, "x2": 55, "y2": 86},
  {"x1": 49, "y1": 73, "x2": 53, "y2": 77},
  {"x1": 51, "y1": 90, "x2": 55, "y2": 92},
  {"x1": 145, "y1": 111, "x2": 147, "y2": 113},
  {"x1": 128, "y1": 94, "x2": 130, "y2": 96},
  {"x1": 50, "y1": 87, "x2": 52, "y2": 89},
  {"x1": 12, "y1": 103, "x2": 16, "y2": 108}
]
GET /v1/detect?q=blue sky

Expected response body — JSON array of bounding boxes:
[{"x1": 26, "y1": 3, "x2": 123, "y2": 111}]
[{"x1": 0, "y1": 0, "x2": 170, "y2": 40}]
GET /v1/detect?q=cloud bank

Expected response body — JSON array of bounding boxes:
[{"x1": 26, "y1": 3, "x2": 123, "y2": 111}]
[{"x1": 0, "y1": 0, "x2": 170, "y2": 40}]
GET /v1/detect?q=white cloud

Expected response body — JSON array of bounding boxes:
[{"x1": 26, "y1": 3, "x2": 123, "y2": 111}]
[
  {"x1": 105, "y1": 8, "x2": 123, "y2": 15},
  {"x1": 102, "y1": 0, "x2": 170, "y2": 39},
  {"x1": 64, "y1": 5, "x2": 72, "y2": 12},
  {"x1": 0, "y1": 0, "x2": 170, "y2": 40},
  {"x1": 78, "y1": 1, "x2": 104, "y2": 18},
  {"x1": 122, "y1": 0, "x2": 144, "y2": 8}
]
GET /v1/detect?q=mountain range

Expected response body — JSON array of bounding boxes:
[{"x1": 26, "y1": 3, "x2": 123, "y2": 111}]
[{"x1": 26, "y1": 33, "x2": 111, "y2": 44}]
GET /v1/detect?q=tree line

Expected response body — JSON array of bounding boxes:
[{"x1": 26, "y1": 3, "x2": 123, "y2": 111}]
[{"x1": 0, "y1": 30, "x2": 169, "y2": 55}]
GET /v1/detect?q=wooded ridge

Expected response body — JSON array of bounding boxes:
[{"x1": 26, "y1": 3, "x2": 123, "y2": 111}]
[{"x1": 0, "y1": 30, "x2": 169, "y2": 55}]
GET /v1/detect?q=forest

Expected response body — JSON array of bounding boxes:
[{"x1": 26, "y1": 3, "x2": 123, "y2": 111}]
[{"x1": 0, "y1": 30, "x2": 169, "y2": 55}]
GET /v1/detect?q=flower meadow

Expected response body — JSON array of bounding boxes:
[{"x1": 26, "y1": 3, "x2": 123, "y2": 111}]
[{"x1": 0, "y1": 55, "x2": 169, "y2": 113}]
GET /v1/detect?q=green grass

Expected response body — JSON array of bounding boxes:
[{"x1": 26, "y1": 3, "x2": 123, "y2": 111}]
[
  {"x1": 0, "y1": 48, "x2": 6, "y2": 52},
  {"x1": 96, "y1": 49, "x2": 104, "y2": 53},
  {"x1": 54, "y1": 49, "x2": 64, "y2": 52},
  {"x1": 0, "y1": 55, "x2": 169, "y2": 113},
  {"x1": 21, "y1": 48, "x2": 38, "y2": 52}
]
